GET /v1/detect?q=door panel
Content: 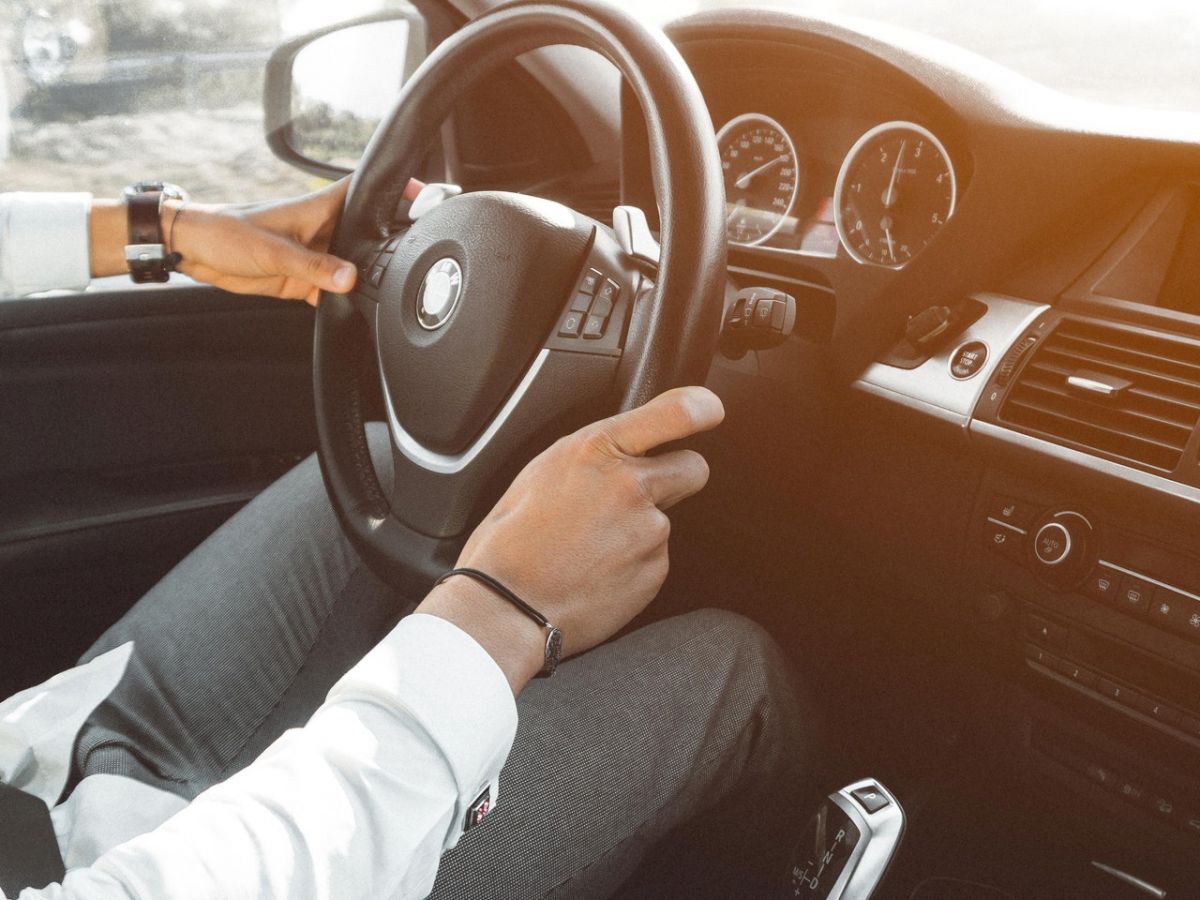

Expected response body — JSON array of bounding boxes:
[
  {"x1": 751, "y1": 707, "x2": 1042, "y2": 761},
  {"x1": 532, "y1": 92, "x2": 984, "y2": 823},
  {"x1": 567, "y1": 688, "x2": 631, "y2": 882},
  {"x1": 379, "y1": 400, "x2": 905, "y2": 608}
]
[{"x1": 0, "y1": 284, "x2": 318, "y2": 696}]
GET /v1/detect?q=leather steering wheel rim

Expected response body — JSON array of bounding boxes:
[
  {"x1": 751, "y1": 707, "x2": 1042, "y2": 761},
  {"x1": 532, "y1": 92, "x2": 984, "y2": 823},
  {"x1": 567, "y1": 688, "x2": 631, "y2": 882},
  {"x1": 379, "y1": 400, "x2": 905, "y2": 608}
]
[{"x1": 314, "y1": 0, "x2": 727, "y2": 591}]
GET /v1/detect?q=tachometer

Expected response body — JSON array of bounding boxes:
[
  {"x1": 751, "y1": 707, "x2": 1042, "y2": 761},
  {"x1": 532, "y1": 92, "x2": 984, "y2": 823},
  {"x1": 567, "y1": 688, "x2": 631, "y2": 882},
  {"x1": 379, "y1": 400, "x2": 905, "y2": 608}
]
[
  {"x1": 833, "y1": 121, "x2": 956, "y2": 269},
  {"x1": 716, "y1": 113, "x2": 801, "y2": 247}
]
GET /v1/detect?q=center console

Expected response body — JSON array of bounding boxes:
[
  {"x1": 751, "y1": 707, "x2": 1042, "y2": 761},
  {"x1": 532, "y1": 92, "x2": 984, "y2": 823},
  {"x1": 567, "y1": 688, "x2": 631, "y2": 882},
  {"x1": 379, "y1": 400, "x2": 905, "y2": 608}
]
[{"x1": 855, "y1": 285, "x2": 1200, "y2": 887}]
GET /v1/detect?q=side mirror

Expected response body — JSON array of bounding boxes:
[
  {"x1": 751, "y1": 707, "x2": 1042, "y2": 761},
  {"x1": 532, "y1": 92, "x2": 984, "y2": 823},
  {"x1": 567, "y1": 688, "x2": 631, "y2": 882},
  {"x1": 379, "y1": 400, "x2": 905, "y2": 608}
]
[{"x1": 264, "y1": 10, "x2": 426, "y2": 179}]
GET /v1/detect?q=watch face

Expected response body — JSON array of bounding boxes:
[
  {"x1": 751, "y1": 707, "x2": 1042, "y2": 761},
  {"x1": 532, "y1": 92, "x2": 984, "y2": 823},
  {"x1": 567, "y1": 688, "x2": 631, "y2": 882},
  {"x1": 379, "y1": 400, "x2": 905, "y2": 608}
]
[{"x1": 124, "y1": 181, "x2": 189, "y2": 202}]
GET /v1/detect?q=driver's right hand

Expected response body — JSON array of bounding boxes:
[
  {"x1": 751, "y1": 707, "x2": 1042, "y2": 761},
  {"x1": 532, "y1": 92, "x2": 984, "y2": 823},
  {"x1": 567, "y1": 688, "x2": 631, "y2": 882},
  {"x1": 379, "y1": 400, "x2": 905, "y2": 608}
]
[{"x1": 418, "y1": 386, "x2": 725, "y2": 693}]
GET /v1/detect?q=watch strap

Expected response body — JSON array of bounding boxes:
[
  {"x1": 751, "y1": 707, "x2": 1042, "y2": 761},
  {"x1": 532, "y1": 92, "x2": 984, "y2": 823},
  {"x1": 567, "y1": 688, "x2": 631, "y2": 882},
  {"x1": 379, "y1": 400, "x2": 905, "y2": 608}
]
[
  {"x1": 127, "y1": 190, "x2": 162, "y2": 247},
  {"x1": 124, "y1": 183, "x2": 183, "y2": 284},
  {"x1": 432, "y1": 567, "x2": 564, "y2": 678}
]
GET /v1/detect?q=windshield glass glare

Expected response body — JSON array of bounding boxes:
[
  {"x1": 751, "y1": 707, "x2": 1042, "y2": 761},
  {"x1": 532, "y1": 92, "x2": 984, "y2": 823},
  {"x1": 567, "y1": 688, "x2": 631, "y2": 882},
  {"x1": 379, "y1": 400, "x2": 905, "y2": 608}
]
[{"x1": 611, "y1": 0, "x2": 1200, "y2": 113}]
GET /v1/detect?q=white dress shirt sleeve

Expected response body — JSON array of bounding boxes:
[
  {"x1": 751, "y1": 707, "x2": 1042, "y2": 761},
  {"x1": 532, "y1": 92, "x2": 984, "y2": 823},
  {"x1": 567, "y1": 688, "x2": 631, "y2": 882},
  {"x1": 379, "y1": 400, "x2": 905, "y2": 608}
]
[
  {"x1": 13, "y1": 613, "x2": 519, "y2": 900},
  {"x1": 0, "y1": 193, "x2": 93, "y2": 298}
]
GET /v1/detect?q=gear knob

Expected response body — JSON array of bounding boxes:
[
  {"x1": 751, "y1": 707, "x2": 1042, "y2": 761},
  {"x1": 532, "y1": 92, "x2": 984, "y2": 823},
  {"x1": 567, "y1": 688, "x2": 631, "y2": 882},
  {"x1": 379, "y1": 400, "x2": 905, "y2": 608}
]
[{"x1": 786, "y1": 779, "x2": 905, "y2": 899}]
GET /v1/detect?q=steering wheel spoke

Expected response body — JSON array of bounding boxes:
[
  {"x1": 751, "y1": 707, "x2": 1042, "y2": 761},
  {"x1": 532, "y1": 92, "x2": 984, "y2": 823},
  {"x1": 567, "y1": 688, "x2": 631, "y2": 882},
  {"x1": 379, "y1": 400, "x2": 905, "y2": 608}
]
[{"x1": 545, "y1": 222, "x2": 643, "y2": 357}]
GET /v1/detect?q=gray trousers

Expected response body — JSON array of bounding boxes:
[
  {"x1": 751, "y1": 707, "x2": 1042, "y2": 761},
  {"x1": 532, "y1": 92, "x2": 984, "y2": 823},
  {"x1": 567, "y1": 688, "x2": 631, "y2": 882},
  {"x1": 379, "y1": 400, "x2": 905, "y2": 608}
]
[{"x1": 71, "y1": 426, "x2": 810, "y2": 898}]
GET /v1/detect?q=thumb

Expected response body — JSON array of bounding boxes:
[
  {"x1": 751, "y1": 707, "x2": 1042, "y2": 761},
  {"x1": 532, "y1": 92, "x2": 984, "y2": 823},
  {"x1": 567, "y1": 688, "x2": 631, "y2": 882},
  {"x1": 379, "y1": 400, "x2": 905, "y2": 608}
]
[{"x1": 270, "y1": 237, "x2": 357, "y2": 294}]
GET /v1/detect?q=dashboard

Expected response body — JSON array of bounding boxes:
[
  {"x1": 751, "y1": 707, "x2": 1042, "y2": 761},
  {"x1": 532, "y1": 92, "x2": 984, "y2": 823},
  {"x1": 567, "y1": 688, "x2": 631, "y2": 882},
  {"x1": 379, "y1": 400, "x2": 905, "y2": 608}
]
[{"x1": 609, "y1": 8, "x2": 1200, "y2": 893}]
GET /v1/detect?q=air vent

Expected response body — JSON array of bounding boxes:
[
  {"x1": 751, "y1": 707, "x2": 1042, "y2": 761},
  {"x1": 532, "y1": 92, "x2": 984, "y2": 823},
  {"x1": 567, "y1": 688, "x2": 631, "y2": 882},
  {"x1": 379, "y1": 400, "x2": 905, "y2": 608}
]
[{"x1": 1000, "y1": 318, "x2": 1200, "y2": 473}]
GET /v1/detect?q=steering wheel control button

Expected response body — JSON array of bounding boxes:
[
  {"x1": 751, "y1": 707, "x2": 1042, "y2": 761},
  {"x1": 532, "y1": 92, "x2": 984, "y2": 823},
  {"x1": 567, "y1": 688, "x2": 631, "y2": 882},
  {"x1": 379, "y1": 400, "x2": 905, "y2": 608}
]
[
  {"x1": 570, "y1": 292, "x2": 593, "y2": 314},
  {"x1": 416, "y1": 257, "x2": 464, "y2": 330},
  {"x1": 1116, "y1": 576, "x2": 1152, "y2": 616},
  {"x1": 1034, "y1": 522, "x2": 1071, "y2": 566},
  {"x1": 582, "y1": 315, "x2": 606, "y2": 340},
  {"x1": 950, "y1": 340, "x2": 989, "y2": 380},
  {"x1": 850, "y1": 785, "x2": 890, "y2": 814},
  {"x1": 590, "y1": 293, "x2": 615, "y2": 321},
  {"x1": 579, "y1": 268, "x2": 603, "y2": 295},
  {"x1": 369, "y1": 265, "x2": 386, "y2": 287},
  {"x1": 596, "y1": 279, "x2": 620, "y2": 305},
  {"x1": 558, "y1": 312, "x2": 584, "y2": 338}
]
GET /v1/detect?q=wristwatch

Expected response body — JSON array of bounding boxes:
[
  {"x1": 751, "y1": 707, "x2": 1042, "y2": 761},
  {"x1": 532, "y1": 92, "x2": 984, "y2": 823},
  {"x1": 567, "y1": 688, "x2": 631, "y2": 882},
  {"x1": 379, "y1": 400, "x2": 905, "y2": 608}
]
[{"x1": 123, "y1": 181, "x2": 189, "y2": 283}]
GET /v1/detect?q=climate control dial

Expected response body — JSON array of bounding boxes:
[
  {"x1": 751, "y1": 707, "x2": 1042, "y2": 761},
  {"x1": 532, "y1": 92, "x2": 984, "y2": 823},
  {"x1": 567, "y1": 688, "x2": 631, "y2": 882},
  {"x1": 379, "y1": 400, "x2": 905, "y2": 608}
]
[{"x1": 1029, "y1": 511, "x2": 1094, "y2": 588}]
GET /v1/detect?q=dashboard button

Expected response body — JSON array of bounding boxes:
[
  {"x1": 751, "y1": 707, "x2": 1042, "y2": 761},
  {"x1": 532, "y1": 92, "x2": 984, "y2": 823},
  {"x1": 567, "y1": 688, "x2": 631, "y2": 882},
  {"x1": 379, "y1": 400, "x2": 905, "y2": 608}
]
[
  {"x1": 1130, "y1": 693, "x2": 1182, "y2": 726},
  {"x1": 1116, "y1": 576, "x2": 1152, "y2": 617},
  {"x1": 1149, "y1": 794, "x2": 1178, "y2": 821},
  {"x1": 1096, "y1": 678, "x2": 1136, "y2": 706},
  {"x1": 950, "y1": 340, "x2": 988, "y2": 380},
  {"x1": 1153, "y1": 588, "x2": 1200, "y2": 641},
  {"x1": 1084, "y1": 762, "x2": 1119, "y2": 788},
  {"x1": 1054, "y1": 658, "x2": 1097, "y2": 689},
  {"x1": 1116, "y1": 779, "x2": 1148, "y2": 805},
  {"x1": 984, "y1": 521, "x2": 1023, "y2": 559},
  {"x1": 1083, "y1": 566, "x2": 1121, "y2": 604},
  {"x1": 1180, "y1": 808, "x2": 1200, "y2": 837},
  {"x1": 570, "y1": 291, "x2": 593, "y2": 313},
  {"x1": 1024, "y1": 613, "x2": 1067, "y2": 649},
  {"x1": 1033, "y1": 522, "x2": 1072, "y2": 566},
  {"x1": 1024, "y1": 643, "x2": 1058, "y2": 668},
  {"x1": 988, "y1": 495, "x2": 1035, "y2": 530}
]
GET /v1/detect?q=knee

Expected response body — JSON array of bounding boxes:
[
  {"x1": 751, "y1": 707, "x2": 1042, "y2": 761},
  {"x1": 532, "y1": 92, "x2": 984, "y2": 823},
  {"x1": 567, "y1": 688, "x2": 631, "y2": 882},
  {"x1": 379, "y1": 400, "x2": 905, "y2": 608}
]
[
  {"x1": 677, "y1": 608, "x2": 786, "y2": 683},
  {"x1": 674, "y1": 608, "x2": 810, "y2": 754}
]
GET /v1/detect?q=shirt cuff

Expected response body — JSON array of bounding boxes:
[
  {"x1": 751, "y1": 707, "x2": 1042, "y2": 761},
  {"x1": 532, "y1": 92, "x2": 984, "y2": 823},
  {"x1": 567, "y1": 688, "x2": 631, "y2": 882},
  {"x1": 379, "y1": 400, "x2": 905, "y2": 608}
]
[
  {"x1": 326, "y1": 612, "x2": 518, "y2": 847},
  {"x1": 0, "y1": 192, "x2": 93, "y2": 298}
]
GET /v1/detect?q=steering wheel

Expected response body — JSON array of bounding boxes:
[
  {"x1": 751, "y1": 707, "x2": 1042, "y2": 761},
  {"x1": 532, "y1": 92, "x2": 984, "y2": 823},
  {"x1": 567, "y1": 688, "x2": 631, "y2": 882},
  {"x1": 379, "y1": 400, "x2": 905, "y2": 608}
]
[{"x1": 314, "y1": 0, "x2": 726, "y2": 592}]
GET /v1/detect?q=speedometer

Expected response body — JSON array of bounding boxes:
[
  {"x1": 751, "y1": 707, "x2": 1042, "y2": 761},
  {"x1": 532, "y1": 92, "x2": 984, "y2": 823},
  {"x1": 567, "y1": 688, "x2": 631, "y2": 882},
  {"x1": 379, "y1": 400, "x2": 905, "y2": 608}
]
[
  {"x1": 833, "y1": 121, "x2": 956, "y2": 269},
  {"x1": 716, "y1": 113, "x2": 801, "y2": 247}
]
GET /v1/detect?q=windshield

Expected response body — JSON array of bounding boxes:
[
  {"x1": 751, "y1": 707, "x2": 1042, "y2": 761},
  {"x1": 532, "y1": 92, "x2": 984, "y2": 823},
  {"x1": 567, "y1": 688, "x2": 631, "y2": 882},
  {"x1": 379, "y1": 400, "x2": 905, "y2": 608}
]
[{"x1": 611, "y1": 0, "x2": 1200, "y2": 113}]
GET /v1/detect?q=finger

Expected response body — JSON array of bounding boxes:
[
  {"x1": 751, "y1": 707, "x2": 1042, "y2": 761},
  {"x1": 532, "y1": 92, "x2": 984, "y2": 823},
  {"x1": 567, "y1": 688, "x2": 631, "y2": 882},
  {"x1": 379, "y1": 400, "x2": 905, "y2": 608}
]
[
  {"x1": 592, "y1": 387, "x2": 724, "y2": 458},
  {"x1": 627, "y1": 449, "x2": 710, "y2": 510},
  {"x1": 176, "y1": 262, "x2": 304, "y2": 301},
  {"x1": 262, "y1": 233, "x2": 357, "y2": 295},
  {"x1": 403, "y1": 178, "x2": 426, "y2": 201}
]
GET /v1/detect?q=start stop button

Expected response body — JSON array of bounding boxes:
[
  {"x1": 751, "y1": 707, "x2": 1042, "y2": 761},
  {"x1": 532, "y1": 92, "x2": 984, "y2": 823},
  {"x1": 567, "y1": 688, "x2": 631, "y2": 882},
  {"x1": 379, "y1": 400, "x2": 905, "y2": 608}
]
[{"x1": 950, "y1": 340, "x2": 988, "y2": 380}]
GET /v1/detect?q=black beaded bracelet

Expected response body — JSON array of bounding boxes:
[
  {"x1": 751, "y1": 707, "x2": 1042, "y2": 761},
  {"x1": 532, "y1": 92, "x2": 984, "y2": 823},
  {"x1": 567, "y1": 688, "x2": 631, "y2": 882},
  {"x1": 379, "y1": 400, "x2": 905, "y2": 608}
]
[{"x1": 433, "y1": 567, "x2": 563, "y2": 678}]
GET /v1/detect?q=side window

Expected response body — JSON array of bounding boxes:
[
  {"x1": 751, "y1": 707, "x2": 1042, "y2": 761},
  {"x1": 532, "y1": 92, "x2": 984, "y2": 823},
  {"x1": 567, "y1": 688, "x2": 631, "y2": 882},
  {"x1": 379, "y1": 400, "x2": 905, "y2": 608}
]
[{"x1": 0, "y1": 0, "x2": 427, "y2": 201}]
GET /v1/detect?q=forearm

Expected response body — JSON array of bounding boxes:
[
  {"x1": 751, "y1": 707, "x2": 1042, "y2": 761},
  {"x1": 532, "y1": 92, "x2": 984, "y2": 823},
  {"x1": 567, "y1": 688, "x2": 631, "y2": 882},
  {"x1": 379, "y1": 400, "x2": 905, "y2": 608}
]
[
  {"x1": 418, "y1": 579, "x2": 547, "y2": 695},
  {"x1": 9, "y1": 614, "x2": 517, "y2": 900},
  {"x1": 86, "y1": 200, "x2": 130, "y2": 278}
]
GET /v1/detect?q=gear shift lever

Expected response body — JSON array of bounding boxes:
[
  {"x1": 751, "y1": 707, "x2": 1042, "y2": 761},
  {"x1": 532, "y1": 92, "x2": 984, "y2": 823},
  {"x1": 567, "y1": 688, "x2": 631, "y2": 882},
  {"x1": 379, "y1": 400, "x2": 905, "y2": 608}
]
[{"x1": 785, "y1": 780, "x2": 905, "y2": 899}]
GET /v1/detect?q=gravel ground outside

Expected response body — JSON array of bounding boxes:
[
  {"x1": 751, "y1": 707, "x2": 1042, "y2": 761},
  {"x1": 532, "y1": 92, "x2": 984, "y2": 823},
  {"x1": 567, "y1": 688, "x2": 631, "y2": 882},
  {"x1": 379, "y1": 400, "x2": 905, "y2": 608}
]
[{"x1": 1, "y1": 104, "x2": 318, "y2": 201}]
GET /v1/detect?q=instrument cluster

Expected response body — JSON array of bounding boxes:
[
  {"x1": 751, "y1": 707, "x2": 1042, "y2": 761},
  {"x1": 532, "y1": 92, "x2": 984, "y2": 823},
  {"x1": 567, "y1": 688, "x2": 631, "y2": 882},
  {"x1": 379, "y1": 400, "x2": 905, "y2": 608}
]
[{"x1": 716, "y1": 112, "x2": 958, "y2": 269}]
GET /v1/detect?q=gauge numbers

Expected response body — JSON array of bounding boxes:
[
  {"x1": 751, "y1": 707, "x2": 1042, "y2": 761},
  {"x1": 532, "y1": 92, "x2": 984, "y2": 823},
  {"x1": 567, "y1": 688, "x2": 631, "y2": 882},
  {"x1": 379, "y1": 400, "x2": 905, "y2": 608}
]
[
  {"x1": 834, "y1": 121, "x2": 956, "y2": 269},
  {"x1": 716, "y1": 113, "x2": 801, "y2": 247}
]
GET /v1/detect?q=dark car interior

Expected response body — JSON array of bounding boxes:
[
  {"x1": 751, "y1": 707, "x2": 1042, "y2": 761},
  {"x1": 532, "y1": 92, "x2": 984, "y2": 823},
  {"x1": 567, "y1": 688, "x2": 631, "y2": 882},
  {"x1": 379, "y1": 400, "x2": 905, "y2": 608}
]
[{"x1": 3, "y1": 2, "x2": 1200, "y2": 898}]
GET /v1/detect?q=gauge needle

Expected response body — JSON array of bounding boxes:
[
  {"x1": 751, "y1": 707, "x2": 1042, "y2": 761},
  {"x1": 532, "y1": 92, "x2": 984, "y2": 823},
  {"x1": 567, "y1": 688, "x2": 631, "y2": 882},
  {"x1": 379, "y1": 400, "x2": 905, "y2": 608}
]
[
  {"x1": 884, "y1": 227, "x2": 896, "y2": 261},
  {"x1": 882, "y1": 139, "x2": 907, "y2": 209},
  {"x1": 734, "y1": 154, "x2": 787, "y2": 190},
  {"x1": 725, "y1": 198, "x2": 747, "y2": 224}
]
